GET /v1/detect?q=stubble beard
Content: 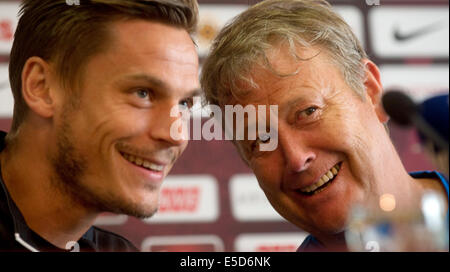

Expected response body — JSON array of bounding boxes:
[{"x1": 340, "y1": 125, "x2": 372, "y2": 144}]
[{"x1": 49, "y1": 109, "x2": 159, "y2": 219}]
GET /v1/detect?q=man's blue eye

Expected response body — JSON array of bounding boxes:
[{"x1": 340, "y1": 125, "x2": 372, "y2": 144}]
[
  {"x1": 305, "y1": 107, "x2": 317, "y2": 115},
  {"x1": 180, "y1": 98, "x2": 194, "y2": 109},
  {"x1": 298, "y1": 107, "x2": 318, "y2": 119},
  {"x1": 136, "y1": 89, "x2": 149, "y2": 99}
]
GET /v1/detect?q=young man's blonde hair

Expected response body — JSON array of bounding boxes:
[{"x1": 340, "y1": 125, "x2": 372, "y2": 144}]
[
  {"x1": 201, "y1": 0, "x2": 368, "y2": 108},
  {"x1": 9, "y1": 0, "x2": 198, "y2": 133}
]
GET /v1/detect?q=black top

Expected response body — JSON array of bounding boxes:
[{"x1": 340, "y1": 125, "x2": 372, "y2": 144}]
[{"x1": 0, "y1": 131, "x2": 138, "y2": 252}]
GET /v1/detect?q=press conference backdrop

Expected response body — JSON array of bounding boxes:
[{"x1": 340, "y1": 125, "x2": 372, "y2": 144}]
[{"x1": 0, "y1": 0, "x2": 448, "y2": 252}]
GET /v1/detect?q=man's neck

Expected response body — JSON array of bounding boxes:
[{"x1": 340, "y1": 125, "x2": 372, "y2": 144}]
[{"x1": 0, "y1": 134, "x2": 99, "y2": 249}]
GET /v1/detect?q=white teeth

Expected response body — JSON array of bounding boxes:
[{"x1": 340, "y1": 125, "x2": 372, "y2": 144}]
[
  {"x1": 148, "y1": 163, "x2": 164, "y2": 172},
  {"x1": 143, "y1": 161, "x2": 150, "y2": 168},
  {"x1": 316, "y1": 179, "x2": 326, "y2": 188},
  {"x1": 326, "y1": 171, "x2": 333, "y2": 179},
  {"x1": 331, "y1": 167, "x2": 338, "y2": 175},
  {"x1": 122, "y1": 153, "x2": 164, "y2": 172},
  {"x1": 300, "y1": 164, "x2": 341, "y2": 193},
  {"x1": 135, "y1": 157, "x2": 143, "y2": 166}
]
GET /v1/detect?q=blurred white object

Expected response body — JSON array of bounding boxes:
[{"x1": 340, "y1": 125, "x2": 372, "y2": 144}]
[{"x1": 345, "y1": 191, "x2": 448, "y2": 252}]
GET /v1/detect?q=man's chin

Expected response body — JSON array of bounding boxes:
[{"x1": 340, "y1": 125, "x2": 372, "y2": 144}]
[
  {"x1": 130, "y1": 203, "x2": 159, "y2": 219},
  {"x1": 299, "y1": 214, "x2": 349, "y2": 236},
  {"x1": 104, "y1": 199, "x2": 159, "y2": 220},
  {"x1": 128, "y1": 210, "x2": 157, "y2": 220}
]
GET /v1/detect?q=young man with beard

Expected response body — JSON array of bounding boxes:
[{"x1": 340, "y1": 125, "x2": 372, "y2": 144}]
[{"x1": 0, "y1": 0, "x2": 200, "y2": 252}]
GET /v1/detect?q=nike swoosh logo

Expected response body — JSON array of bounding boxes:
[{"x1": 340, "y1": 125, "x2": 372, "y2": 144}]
[{"x1": 394, "y1": 21, "x2": 443, "y2": 42}]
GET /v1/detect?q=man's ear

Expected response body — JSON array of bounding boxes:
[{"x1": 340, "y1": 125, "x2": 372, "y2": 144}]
[
  {"x1": 363, "y1": 59, "x2": 389, "y2": 123},
  {"x1": 21, "y1": 57, "x2": 58, "y2": 118}
]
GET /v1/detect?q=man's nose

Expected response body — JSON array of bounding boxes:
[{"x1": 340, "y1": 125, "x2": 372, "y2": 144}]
[
  {"x1": 278, "y1": 126, "x2": 316, "y2": 173},
  {"x1": 148, "y1": 102, "x2": 188, "y2": 147}
]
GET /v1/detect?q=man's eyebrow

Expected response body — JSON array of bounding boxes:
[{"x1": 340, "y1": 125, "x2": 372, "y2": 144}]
[
  {"x1": 120, "y1": 74, "x2": 201, "y2": 97},
  {"x1": 280, "y1": 85, "x2": 318, "y2": 111},
  {"x1": 122, "y1": 74, "x2": 167, "y2": 89},
  {"x1": 186, "y1": 88, "x2": 202, "y2": 98},
  {"x1": 284, "y1": 96, "x2": 307, "y2": 109}
]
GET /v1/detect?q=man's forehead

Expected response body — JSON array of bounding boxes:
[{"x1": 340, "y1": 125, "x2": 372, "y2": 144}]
[
  {"x1": 108, "y1": 19, "x2": 198, "y2": 65},
  {"x1": 264, "y1": 42, "x2": 324, "y2": 72},
  {"x1": 75, "y1": 20, "x2": 199, "y2": 97},
  {"x1": 229, "y1": 63, "x2": 332, "y2": 107}
]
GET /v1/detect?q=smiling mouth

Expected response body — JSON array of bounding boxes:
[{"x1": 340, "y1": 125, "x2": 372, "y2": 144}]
[
  {"x1": 120, "y1": 152, "x2": 164, "y2": 172},
  {"x1": 297, "y1": 162, "x2": 342, "y2": 196}
]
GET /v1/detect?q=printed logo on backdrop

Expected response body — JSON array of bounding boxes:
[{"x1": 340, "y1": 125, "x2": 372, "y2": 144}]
[
  {"x1": 195, "y1": 5, "x2": 248, "y2": 57},
  {"x1": 380, "y1": 65, "x2": 449, "y2": 102},
  {"x1": 0, "y1": 64, "x2": 13, "y2": 118},
  {"x1": 0, "y1": 2, "x2": 20, "y2": 55},
  {"x1": 234, "y1": 233, "x2": 308, "y2": 252},
  {"x1": 393, "y1": 21, "x2": 444, "y2": 43},
  {"x1": 145, "y1": 175, "x2": 219, "y2": 223},
  {"x1": 141, "y1": 235, "x2": 224, "y2": 252},
  {"x1": 229, "y1": 174, "x2": 286, "y2": 222},
  {"x1": 196, "y1": 17, "x2": 219, "y2": 57},
  {"x1": 369, "y1": 7, "x2": 449, "y2": 58},
  {"x1": 0, "y1": 19, "x2": 13, "y2": 42}
]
